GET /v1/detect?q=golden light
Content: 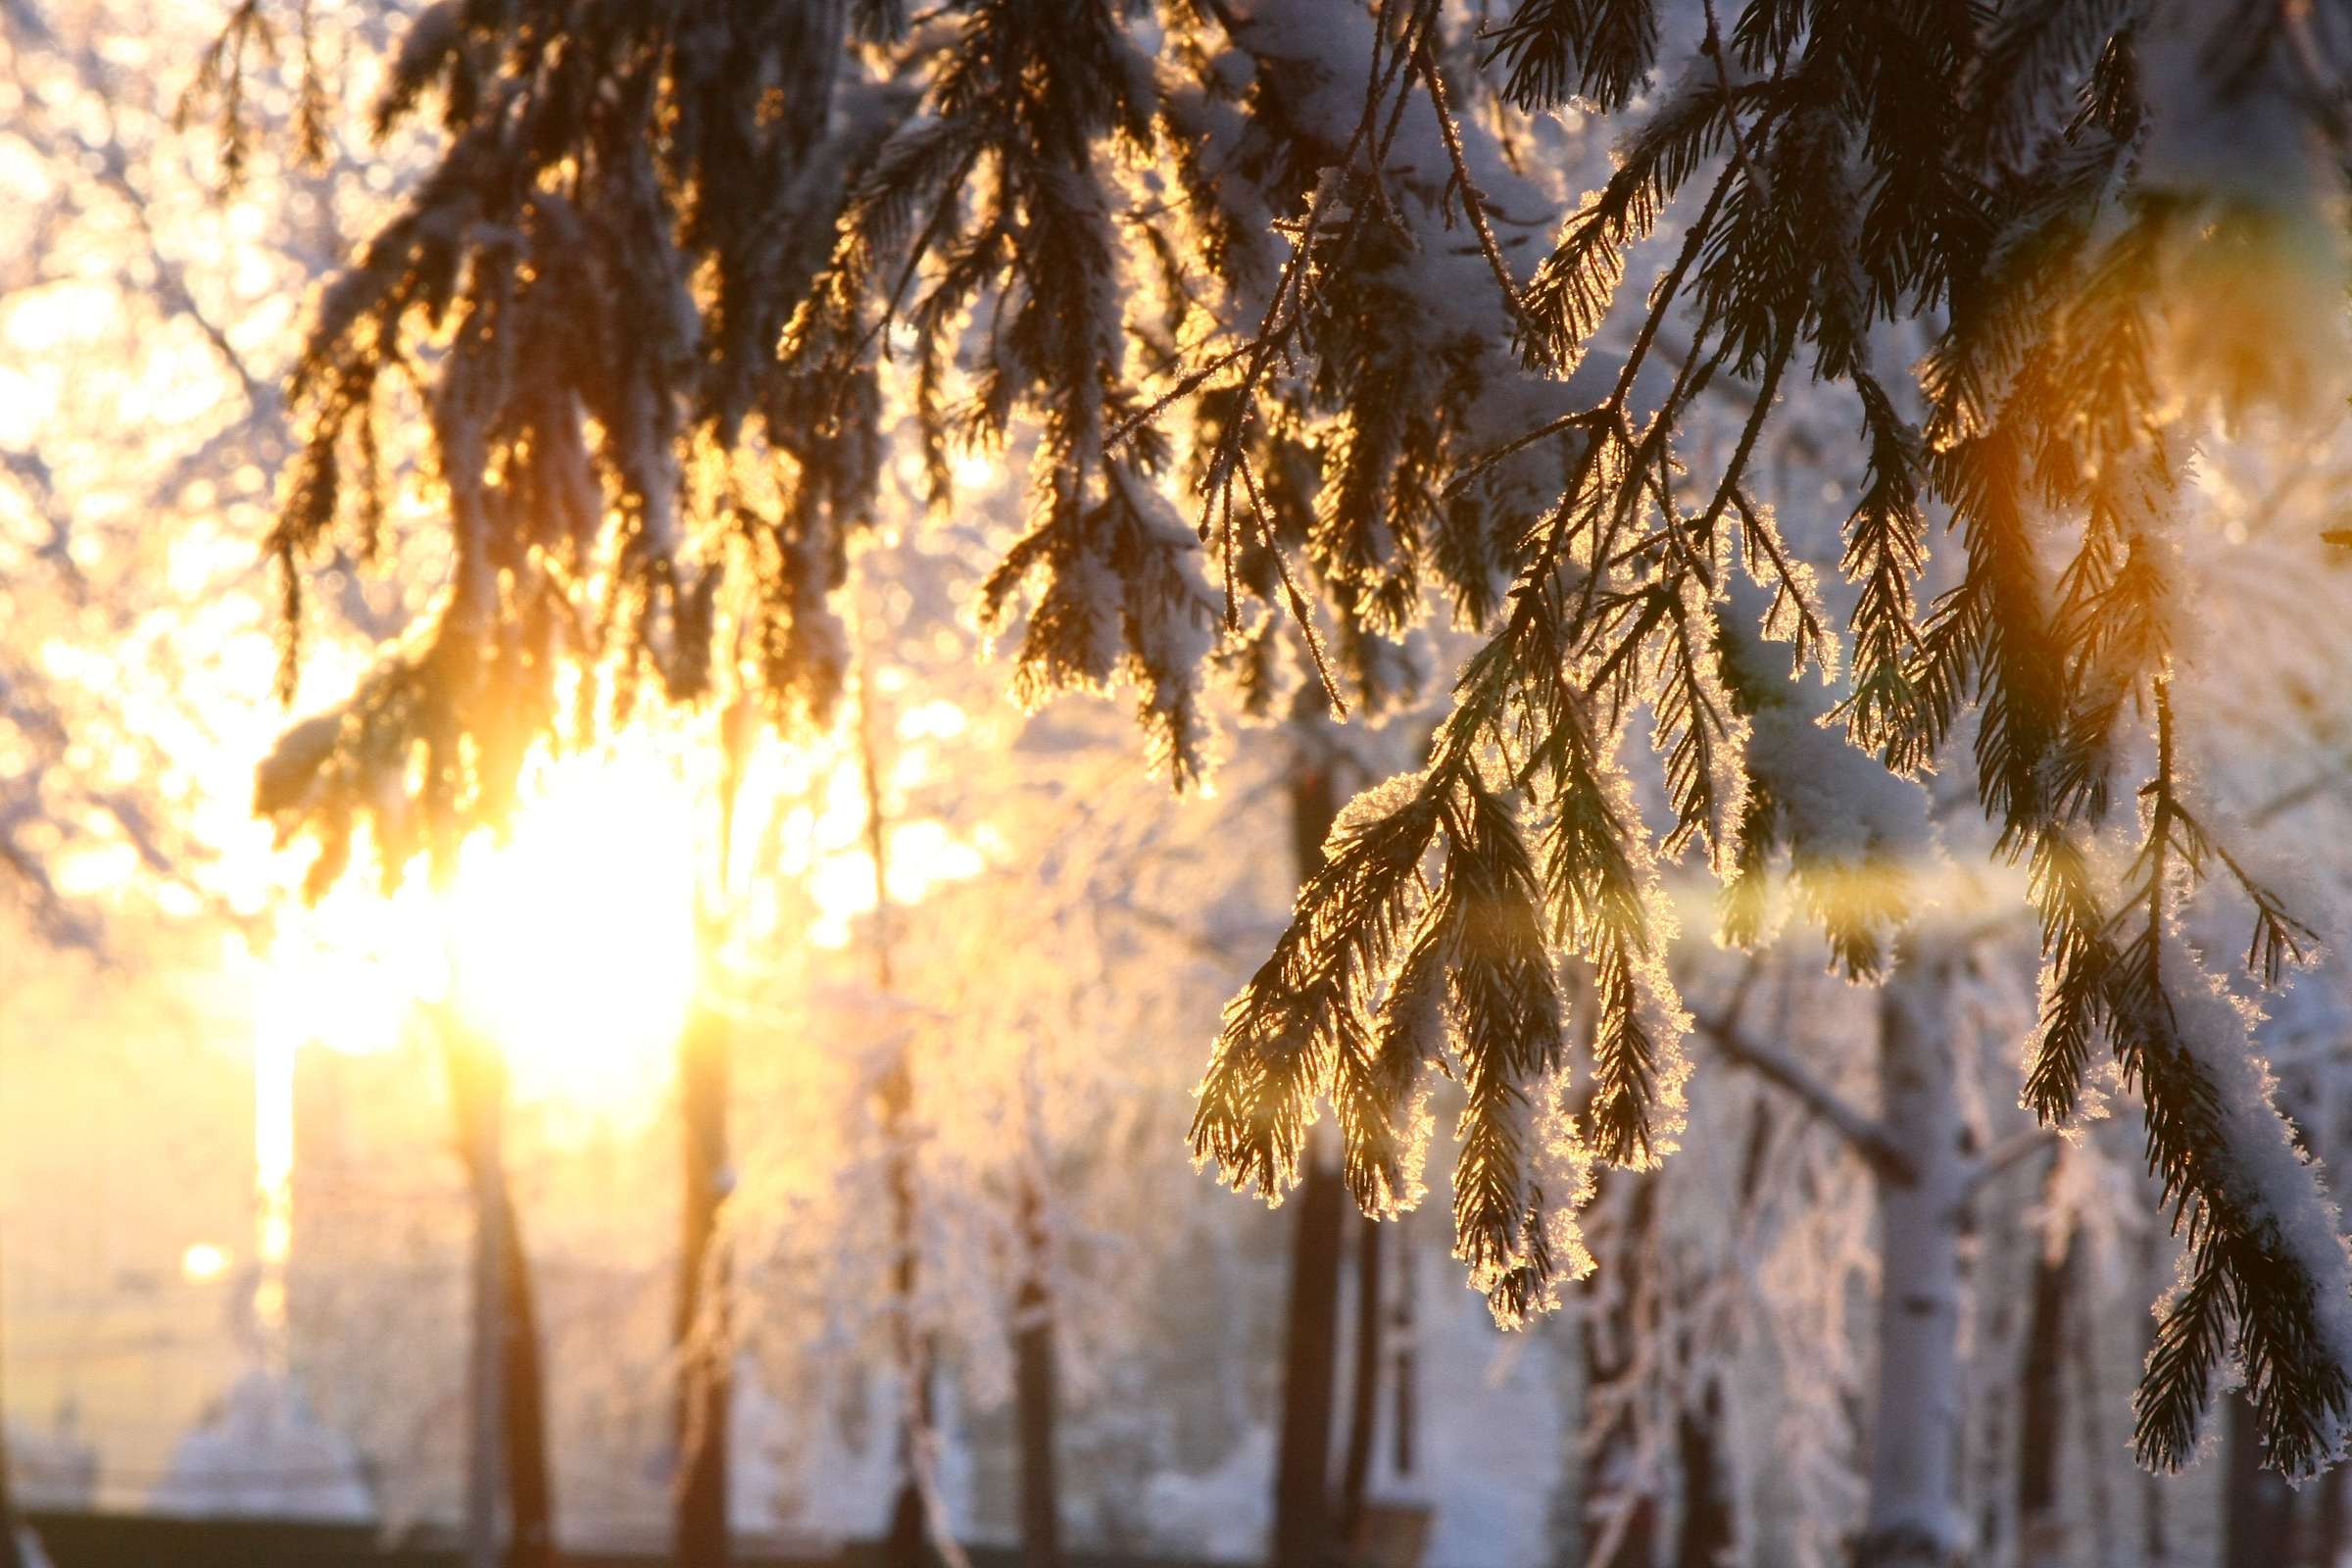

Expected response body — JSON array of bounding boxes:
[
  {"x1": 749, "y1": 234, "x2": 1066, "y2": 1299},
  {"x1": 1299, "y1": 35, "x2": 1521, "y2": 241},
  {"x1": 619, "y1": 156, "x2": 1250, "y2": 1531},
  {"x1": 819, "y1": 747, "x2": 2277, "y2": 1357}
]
[
  {"x1": 228, "y1": 737, "x2": 704, "y2": 1376},
  {"x1": 258, "y1": 883, "x2": 448, "y2": 1059},
  {"x1": 253, "y1": 738, "x2": 702, "y2": 1131},
  {"x1": 791, "y1": 723, "x2": 987, "y2": 949},
  {"x1": 180, "y1": 1244, "x2": 231, "y2": 1282},
  {"x1": 897, "y1": 699, "x2": 967, "y2": 741},
  {"x1": 439, "y1": 743, "x2": 702, "y2": 1123},
  {"x1": 255, "y1": 715, "x2": 987, "y2": 1113}
]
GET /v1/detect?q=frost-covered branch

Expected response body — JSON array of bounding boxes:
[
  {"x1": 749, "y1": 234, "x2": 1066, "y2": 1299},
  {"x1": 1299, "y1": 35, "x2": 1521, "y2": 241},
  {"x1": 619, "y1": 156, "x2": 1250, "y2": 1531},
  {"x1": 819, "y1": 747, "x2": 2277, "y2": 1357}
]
[{"x1": 1690, "y1": 1006, "x2": 1916, "y2": 1187}]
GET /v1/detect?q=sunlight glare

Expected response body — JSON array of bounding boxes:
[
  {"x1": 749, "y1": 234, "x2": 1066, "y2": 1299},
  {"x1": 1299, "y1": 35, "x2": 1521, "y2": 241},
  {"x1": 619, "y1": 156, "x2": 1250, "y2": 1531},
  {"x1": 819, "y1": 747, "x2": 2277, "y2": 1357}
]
[
  {"x1": 258, "y1": 739, "x2": 702, "y2": 1129},
  {"x1": 805, "y1": 809, "x2": 987, "y2": 950},
  {"x1": 441, "y1": 745, "x2": 700, "y2": 1124},
  {"x1": 899, "y1": 700, "x2": 966, "y2": 741}
]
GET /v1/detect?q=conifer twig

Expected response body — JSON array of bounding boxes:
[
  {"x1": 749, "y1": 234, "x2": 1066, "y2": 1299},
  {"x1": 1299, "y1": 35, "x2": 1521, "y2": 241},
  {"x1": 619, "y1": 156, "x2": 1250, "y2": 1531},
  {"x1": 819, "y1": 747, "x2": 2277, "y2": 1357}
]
[
  {"x1": 1698, "y1": 0, "x2": 1771, "y2": 205},
  {"x1": 1237, "y1": 449, "x2": 1348, "y2": 717},
  {"x1": 1416, "y1": 36, "x2": 1528, "y2": 321}
]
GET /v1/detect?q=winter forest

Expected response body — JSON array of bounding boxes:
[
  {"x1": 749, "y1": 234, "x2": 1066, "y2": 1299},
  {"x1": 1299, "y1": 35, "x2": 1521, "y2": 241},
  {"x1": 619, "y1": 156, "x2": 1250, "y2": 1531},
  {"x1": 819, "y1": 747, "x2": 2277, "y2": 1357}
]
[{"x1": 9, "y1": 2, "x2": 2352, "y2": 1567}]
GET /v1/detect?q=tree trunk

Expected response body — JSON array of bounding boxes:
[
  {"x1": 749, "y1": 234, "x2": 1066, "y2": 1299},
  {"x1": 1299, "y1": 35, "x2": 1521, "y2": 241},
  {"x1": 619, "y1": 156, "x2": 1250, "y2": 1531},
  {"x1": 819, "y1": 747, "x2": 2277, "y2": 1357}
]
[
  {"x1": 1272, "y1": 746, "x2": 1347, "y2": 1568},
  {"x1": 2317, "y1": 1459, "x2": 2346, "y2": 1568},
  {"x1": 1582, "y1": 1172, "x2": 1660, "y2": 1568},
  {"x1": 1390, "y1": 1210, "x2": 1416, "y2": 1484},
  {"x1": 1338, "y1": 1213, "x2": 1383, "y2": 1542},
  {"x1": 1275, "y1": 1148, "x2": 1347, "y2": 1568},
  {"x1": 500, "y1": 1186, "x2": 557, "y2": 1568},
  {"x1": 1856, "y1": 937, "x2": 1966, "y2": 1568},
  {"x1": 1014, "y1": 1180, "x2": 1060, "y2": 1568},
  {"x1": 861, "y1": 673, "x2": 940, "y2": 1568},
  {"x1": 454, "y1": 1019, "x2": 506, "y2": 1568},
  {"x1": 675, "y1": 987, "x2": 732, "y2": 1568},
  {"x1": 1672, "y1": 1381, "x2": 1734, "y2": 1568},
  {"x1": 884, "y1": 1480, "x2": 931, "y2": 1568},
  {"x1": 880, "y1": 1035, "x2": 937, "y2": 1568},
  {"x1": 445, "y1": 1017, "x2": 557, "y2": 1568},
  {"x1": 2017, "y1": 1227, "x2": 2073, "y2": 1568},
  {"x1": 2225, "y1": 1393, "x2": 2298, "y2": 1568},
  {"x1": 0, "y1": 1215, "x2": 25, "y2": 1568}
]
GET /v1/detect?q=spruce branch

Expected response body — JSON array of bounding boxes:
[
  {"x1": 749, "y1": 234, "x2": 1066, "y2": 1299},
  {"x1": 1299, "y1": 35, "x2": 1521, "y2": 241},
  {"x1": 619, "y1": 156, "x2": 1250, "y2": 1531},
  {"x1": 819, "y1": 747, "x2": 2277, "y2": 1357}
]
[{"x1": 1416, "y1": 35, "x2": 1530, "y2": 321}]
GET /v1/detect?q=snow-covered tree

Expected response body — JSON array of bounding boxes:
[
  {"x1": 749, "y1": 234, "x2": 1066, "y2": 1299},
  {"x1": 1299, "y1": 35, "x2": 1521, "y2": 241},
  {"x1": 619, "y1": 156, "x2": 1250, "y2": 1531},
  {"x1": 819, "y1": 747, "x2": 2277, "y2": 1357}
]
[
  {"x1": 0, "y1": 4, "x2": 445, "y2": 1559},
  {"x1": 692, "y1": 475, "x2": 1298, "y2": 1559},
  {"x1": 220, "y1": 0, "x2": 2352, "y2": 1485},
  {"x1": 0, "y1": 0, "x2": 327, "y2": 944}
]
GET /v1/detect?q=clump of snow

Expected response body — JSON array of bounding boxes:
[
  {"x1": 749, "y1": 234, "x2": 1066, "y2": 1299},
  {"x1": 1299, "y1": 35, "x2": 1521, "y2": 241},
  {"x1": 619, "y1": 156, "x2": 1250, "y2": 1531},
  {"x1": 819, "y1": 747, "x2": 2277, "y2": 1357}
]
[
  {"x1": 1142, "y1": 1424, "x2": 1275, "y2": 1560},
  {"x1": 1719, "y1": 583, "x2": 1935, "y2": 969}
]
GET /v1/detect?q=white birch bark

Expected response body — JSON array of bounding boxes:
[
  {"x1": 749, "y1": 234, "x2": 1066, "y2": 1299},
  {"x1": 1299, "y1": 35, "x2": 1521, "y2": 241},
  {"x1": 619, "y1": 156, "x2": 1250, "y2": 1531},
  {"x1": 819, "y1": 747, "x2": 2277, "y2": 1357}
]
[{"x1": 1859, "y1": 935, "x2": 1967, "y2": 1568}]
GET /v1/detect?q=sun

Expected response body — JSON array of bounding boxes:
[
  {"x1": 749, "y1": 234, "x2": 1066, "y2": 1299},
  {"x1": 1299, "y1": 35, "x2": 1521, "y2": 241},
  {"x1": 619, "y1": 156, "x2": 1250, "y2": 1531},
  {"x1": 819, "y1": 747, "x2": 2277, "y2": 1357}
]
[
  {"x1": 258, "y1": 738, "x2": 704, "y2": 1130},
  {"x1": 440, "y1": 744, "x2": 702, "y2": 1124},
  {"x1": 258, "y1": 711, "x2": 990, "y2": 1128}
]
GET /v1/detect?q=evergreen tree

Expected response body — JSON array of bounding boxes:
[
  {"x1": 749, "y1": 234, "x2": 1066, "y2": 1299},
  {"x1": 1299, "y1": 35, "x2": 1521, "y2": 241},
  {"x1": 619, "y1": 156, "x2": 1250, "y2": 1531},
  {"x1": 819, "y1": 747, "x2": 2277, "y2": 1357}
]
[{"x1": 230, "y1": 0, "x2": 2352, "y2": 1476}]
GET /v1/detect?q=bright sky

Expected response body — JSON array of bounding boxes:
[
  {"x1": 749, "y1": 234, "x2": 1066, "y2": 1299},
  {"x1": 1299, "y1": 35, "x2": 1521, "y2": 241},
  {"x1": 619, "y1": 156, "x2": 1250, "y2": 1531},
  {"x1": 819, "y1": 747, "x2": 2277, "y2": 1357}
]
[{"x1": 248, "y1": 718, "x2": 987, "y2": 1132}]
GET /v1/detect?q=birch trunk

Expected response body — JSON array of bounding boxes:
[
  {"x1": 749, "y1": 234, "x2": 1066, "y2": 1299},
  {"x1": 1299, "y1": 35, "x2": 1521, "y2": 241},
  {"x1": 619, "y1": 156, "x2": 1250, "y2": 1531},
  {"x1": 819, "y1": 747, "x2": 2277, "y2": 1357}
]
[{"x1": 1857, "y1": 937, "x2": 1967, "y2": 1568}]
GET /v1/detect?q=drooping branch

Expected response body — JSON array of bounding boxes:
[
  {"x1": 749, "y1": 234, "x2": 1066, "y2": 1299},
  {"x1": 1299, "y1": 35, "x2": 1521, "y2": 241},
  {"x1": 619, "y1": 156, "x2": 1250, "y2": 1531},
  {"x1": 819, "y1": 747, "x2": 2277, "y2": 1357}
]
[{"x1": 1689, "y1": 1006, "x2": 1917, "y2": 1187}]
